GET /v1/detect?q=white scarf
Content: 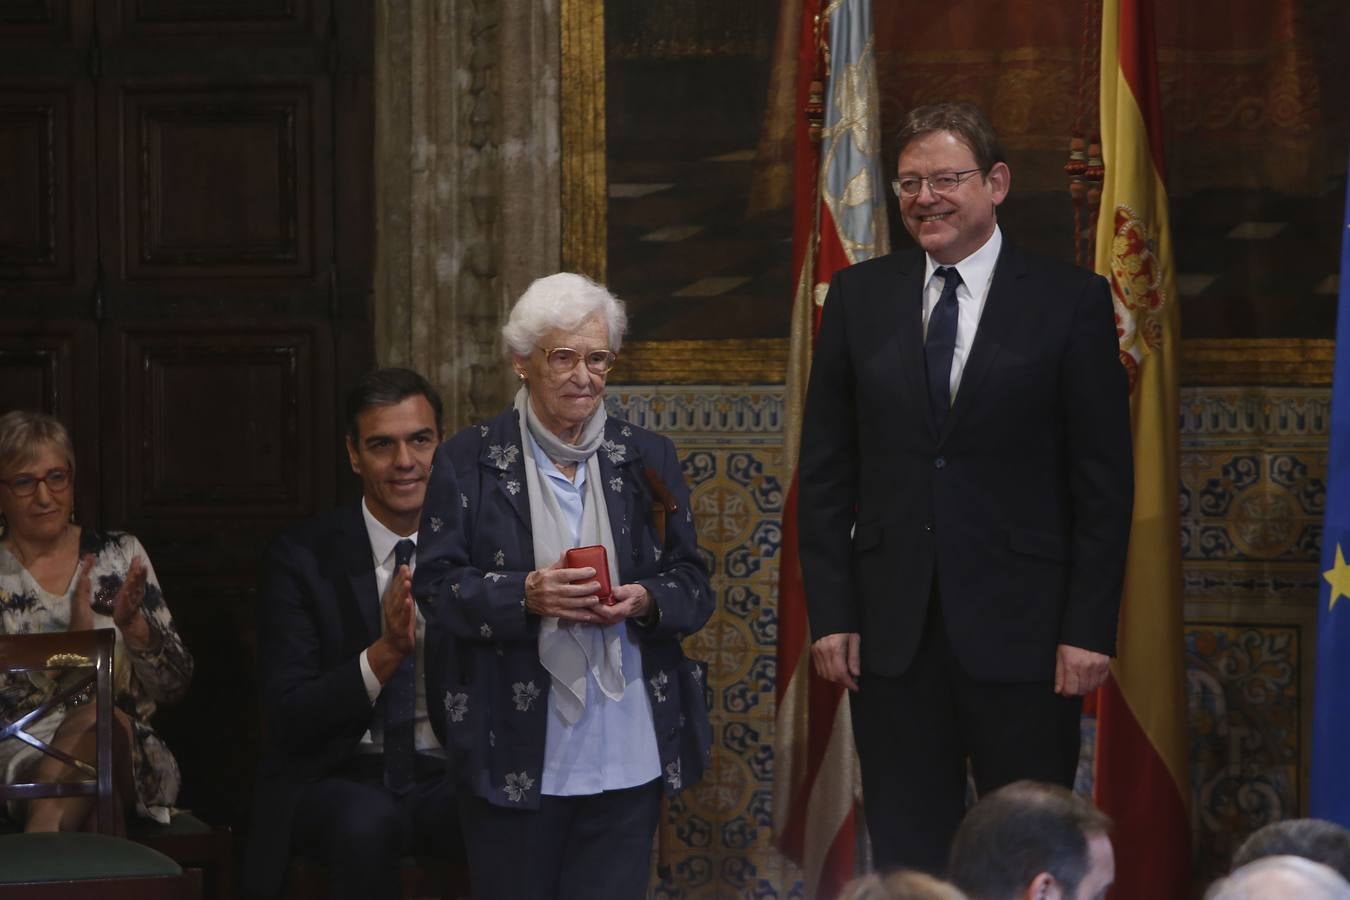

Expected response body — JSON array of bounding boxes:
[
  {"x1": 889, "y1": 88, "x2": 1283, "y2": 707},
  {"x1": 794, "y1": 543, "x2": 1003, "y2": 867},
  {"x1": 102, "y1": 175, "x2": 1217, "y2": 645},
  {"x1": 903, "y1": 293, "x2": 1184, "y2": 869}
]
[{"x1": 515, "y1": 388, "x2": 625, "y2": 725}]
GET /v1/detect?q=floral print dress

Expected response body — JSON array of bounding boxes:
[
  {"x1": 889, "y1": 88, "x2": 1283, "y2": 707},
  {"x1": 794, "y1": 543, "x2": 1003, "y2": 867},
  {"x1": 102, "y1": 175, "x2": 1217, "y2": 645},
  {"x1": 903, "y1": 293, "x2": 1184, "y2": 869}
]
[{"x1": 0, "y1": 529, "x2": 194, "y2": 823}]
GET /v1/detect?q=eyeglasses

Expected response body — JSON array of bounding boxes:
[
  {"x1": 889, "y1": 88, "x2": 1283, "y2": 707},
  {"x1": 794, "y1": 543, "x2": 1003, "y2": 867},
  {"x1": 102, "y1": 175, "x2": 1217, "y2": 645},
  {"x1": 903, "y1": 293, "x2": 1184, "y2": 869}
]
[
  {"x1": 892, "y1": 168, "x2": 985, "y2": 198},
  {"x1": 0, "y1": 466, "x2": 72, "y2": 497},
  {"x1": 538, "y1": 346, "x2": 617, "y2": 375}
]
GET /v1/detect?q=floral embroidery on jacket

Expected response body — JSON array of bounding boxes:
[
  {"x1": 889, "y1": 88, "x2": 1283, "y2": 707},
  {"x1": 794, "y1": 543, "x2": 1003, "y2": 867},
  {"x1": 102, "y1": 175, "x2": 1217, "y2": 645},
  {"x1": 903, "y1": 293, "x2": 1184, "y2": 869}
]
[
  {"x1": 649, "y1": 670, "x2": 669, "y2": 703},
  {"x1": 665, "y1": 760, "x2": 682, "y2": 791},
  {"x1": 445, "y1": 692, "x2": 469, "y2": 723},
  {"x1": 428, "y1": 516, "x2": 444, "y2": 533},
  {"x1": 480, "y1": 623, "x2": 493, "y2": 638},
  {"x1": 600, "y1": 440, "x2": 627, "y2": 464},
  {"x1": 512, "y1": 680, "x2": 540, "y2": 711},
  {"x1": 488, "y1": 444, "x2": 520, "y2": 470},
  {"x1": 504, "y1": 771, "x2": 535, "y2": 802}
]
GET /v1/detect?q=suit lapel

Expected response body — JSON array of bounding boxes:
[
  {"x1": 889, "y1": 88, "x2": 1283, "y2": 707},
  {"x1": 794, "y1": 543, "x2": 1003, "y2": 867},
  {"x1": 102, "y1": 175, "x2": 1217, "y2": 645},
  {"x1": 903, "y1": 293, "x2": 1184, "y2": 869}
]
[
  {"x1": 941, "y1": 241, "x2": 1023, "y2": 440},
  {"x1": 890, "y1": 252, "x2": 936, "y2": 438},
  {"x1": 331, "y1": 505, "x2": 381, "y2": 641}
]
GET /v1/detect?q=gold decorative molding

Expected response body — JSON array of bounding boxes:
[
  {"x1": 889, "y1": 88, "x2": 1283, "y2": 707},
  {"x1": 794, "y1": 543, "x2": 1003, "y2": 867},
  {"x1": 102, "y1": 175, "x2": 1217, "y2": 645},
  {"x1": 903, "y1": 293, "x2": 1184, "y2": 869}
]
[
  {"x1": 612, "y1": 338, "x2": 789, "y2": 385},
  {"x1": 560, "y1": 0, "x2": 606, "y2": 282},
  {"x1": 1181, "y1": 338, "x2": 1335, "y2": 386}
]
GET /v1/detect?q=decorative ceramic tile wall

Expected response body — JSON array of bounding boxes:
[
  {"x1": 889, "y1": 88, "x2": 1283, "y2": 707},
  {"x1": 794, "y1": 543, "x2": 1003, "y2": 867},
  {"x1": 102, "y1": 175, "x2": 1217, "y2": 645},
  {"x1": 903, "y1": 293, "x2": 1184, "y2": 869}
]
[{"x1": 607, "y1": 384, "x2": 1328, "y2": 898}]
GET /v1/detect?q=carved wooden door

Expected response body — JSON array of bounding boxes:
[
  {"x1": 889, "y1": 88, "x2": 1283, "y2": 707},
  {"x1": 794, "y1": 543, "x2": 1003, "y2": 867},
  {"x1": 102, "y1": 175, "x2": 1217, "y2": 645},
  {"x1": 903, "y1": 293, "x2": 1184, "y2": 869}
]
[{"x1": 0, "y1": 0, "x2": 373, "y2": 827}]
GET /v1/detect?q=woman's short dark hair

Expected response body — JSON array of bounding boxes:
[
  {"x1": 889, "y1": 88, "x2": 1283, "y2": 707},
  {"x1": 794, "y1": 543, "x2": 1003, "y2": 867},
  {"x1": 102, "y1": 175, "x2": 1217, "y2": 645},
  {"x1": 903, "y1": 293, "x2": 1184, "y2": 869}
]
[
  {"x1": 895, "y1": 102, "x2": 1006, "y2": 173},
  {"x1": 948, "y1": 781, "x2": 1111, "y2": 900},
  {"x1": 344, "y1": 368, "x2": 443, "y2": 442}
]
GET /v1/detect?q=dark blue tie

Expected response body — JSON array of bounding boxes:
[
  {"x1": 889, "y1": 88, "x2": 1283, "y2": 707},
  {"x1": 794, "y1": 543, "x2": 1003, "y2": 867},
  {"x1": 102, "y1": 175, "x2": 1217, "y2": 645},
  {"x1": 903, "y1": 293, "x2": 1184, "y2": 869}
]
[
  {"x1": 382, "y1": 538, "x2": 416, "y2": 795},
  {"x1": 925, "y1": 266, "x2": 962, "y2": 428}
]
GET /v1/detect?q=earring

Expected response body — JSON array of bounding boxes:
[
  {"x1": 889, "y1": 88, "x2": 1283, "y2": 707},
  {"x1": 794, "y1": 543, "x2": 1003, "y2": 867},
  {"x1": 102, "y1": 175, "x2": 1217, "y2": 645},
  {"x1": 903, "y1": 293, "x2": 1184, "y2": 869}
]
[{"x1": 516, "y1": 371, "x2": 526, "y2": 383}]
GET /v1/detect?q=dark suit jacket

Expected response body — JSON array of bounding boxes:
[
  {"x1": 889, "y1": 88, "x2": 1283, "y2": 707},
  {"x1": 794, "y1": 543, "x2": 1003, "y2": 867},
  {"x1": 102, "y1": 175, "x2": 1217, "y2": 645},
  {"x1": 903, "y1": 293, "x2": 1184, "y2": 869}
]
[
  {"x1": 413, "y1": 407, "x2": 714, "y2": 809},
  {"x1": 243, "y1": 505, "x2": 394, "y2": 898},
  {"x1": 797, "y1": 241, "x2": 1133, "y2": 682}
]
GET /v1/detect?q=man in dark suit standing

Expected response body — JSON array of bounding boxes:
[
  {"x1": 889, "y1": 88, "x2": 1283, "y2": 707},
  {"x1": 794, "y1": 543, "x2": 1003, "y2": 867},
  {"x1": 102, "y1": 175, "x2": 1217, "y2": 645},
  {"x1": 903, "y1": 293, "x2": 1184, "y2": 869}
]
[
  {"x1": 244, "y1": 368, "x2": 461, "y2": 900},
  {"x1": 797, "y1": 102, "x2": 1133, "y2": 874}
]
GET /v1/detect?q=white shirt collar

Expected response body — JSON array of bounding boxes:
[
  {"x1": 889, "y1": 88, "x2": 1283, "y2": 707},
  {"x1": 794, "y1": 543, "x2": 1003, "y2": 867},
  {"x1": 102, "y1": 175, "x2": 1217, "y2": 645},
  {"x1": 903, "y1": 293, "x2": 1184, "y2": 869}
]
[
  {"x1": 923, "y1": 223, "x2": 1002, "y2": 292},
  {"x1": 360, "y1": 498, "x2": 417, "y2": 567}
]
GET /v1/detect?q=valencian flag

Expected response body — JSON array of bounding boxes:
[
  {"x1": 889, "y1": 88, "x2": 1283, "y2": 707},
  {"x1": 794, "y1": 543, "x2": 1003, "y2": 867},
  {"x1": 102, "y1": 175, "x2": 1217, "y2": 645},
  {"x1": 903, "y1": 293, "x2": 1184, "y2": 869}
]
[
  {"x1": 1310, "y1": 152, "x2": 1350, "y2": 826},
  {"x1": 1091, "y1": 0, "x2": 1192, "y2": 897},
  {"x1": 772, "y1": 0, "x2": 888, "y2": 896}
]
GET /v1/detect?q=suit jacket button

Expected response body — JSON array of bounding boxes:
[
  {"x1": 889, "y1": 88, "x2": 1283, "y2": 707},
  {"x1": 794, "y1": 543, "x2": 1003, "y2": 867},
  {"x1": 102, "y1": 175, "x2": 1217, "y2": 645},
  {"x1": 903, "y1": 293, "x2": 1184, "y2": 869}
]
[
  {"x1": 934, "y1": 456, "x2": 946, "y2": 469},
  {"x1": 924, "y1": 522, "x2": 934, "y2": 533}
]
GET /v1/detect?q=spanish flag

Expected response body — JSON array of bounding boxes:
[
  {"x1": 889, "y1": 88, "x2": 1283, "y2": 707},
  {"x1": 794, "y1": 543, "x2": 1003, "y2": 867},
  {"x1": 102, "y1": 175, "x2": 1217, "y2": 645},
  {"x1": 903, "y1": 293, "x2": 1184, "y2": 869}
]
[{"x1": 1092, "y1": 0, "x2": 1192, "y2": 896}]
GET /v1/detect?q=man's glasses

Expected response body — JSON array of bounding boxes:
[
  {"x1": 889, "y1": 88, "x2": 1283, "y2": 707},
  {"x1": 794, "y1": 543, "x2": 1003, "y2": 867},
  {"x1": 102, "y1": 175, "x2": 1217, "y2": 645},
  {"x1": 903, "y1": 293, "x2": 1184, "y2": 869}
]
[
  {"x1": 0, "y1": 467, "x2": 72, "y2": 497},
  {"x1": 892, "y1": 168, "x2": 985, "y2": 199},
  {"x1": 538, "y1": 346, "x2": 618, "y2": 375}
]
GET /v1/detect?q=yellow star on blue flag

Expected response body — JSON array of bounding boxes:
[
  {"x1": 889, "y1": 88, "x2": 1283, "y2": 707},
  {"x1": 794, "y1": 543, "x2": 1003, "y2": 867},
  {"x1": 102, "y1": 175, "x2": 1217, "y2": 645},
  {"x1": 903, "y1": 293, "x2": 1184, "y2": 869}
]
[{"x1": 1324, "y1": 543, "x2": 1350, "y2": 612}]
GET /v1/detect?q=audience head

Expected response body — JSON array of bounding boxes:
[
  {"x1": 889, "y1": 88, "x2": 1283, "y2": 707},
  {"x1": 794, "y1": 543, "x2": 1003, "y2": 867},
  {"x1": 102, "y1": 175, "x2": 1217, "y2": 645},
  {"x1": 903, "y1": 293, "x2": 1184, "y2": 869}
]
[
  {"x1": 1233, "y1": 818, "x2": 1350, "y2": 881},
  {"x1": 344, "y1": 367, "x2": 443, "y2": 445},
  {"x1": 0, "y1": 411, "x2": 77, "y2": 542},
  {"x1": 1205, "y1": 855, "x2": 1350, "y2": 900},
  {"x1": 948, "y1": 781, "x2": 1113, "y2": 900},
  {"x1": 343, "y1": 368, "x2": 443, "y2": 534},
  {"x1": 839, "y1": 870, "x2": 968, "y2": 900}
]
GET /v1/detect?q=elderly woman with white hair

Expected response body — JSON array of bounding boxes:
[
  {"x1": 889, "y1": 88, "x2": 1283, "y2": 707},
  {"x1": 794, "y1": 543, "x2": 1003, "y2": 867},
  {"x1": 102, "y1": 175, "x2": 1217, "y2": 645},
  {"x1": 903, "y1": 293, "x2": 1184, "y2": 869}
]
[{"x1": 414, "y1": 273, "x2": 713, "y2": 899}]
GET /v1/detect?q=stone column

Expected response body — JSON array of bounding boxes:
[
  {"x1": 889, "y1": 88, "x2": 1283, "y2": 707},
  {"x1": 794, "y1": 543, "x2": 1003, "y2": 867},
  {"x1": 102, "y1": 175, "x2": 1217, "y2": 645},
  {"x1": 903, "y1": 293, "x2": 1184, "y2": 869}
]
[{"x1": 374, "y1": 0, "x2": 562, "y2": 432}]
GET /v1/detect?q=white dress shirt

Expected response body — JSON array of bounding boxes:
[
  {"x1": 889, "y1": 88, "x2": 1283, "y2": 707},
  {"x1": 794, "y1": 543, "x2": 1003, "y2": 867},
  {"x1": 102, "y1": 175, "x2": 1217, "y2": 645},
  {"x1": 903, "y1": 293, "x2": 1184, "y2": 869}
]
[
  {"x1": 356, "y1": 499, "x2": 441, "y2": 755},
  {"x1": 921, "y1": 224, "x2": 1003, "y2": 403}
]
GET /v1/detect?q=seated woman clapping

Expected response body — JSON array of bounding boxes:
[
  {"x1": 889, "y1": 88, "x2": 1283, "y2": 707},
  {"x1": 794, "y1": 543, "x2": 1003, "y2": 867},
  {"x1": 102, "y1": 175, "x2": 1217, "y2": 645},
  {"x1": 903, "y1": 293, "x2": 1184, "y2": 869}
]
[{"x1": 0, "y1": 410, "x2": 193, "y2": 832}]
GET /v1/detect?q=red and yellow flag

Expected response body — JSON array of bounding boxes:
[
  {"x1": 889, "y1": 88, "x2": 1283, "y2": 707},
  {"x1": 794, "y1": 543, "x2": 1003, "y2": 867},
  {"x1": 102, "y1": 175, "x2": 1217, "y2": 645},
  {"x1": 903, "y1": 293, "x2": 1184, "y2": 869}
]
[
  {"x1": 774, "y1": 1, "x2": 888, "y2": 897},
  {"x1": 1092, "y1": 0, "x2": 1191, "y2": 896}
]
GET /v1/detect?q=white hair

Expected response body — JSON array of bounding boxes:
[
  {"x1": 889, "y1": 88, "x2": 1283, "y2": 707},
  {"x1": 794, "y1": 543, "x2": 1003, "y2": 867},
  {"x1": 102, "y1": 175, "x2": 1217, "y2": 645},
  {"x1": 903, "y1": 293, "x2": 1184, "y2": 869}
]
[
  {"x1": 1206, "y1": 856, "x2": 1350, "y2": 900},
  {"x1": 501, "y1": 272, "x2": 627, "y2": 358}
]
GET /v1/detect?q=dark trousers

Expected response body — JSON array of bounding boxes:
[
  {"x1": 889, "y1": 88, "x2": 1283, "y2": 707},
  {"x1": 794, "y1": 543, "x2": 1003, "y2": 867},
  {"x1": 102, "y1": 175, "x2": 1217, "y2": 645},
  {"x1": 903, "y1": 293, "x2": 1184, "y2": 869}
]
[
  {"x1": 850, "y1": 592, "x2": 1082, "y2": 875},
  {"x1": 458, "y1": 779, "x2": 662, "y2": 900},
  {"x1": 290, "y1": 754, "x2": 462, "y2": 900}
]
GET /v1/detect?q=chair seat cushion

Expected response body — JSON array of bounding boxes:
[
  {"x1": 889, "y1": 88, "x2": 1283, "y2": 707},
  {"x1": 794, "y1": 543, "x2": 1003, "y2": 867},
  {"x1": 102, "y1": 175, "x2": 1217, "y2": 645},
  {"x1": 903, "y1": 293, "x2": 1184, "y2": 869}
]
[{"x1": 0, "y1": 832, "x2": 183, "y2": 883}]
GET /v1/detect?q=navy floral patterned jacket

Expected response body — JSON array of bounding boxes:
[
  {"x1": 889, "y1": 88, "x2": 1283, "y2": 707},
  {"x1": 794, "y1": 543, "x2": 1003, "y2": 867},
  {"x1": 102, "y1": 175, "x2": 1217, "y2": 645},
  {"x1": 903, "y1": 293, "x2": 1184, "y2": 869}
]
[{"x1": 413, "y1": 406, "x2": 713, "y2": 809}]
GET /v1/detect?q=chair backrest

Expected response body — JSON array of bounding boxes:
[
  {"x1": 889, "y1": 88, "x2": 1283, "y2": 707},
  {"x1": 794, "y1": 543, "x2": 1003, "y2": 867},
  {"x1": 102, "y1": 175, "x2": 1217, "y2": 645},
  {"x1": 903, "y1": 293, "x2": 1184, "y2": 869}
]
[{"x1": 0, "y1": 628, "x2": 116, "y2": 833}]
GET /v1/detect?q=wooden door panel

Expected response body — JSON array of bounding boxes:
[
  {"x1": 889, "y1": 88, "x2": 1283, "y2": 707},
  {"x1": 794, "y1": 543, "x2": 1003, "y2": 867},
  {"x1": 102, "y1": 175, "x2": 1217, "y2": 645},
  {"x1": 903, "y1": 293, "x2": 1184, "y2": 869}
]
[
  {"x1": 103, "y1": 0, "x2": 323, "y2": 39},
  {"x1": 102, "y1": 321, "x2": 333, "y2": 548},
  {"x1": 0, "y1": 0, "x2": 86, "y2": 45},
  {"x1": 105, "y1": 81, "x2": 330, "y2": 299},
  {"x1": 0, "y1": 80, "x2": 97, "y2": 310},
  {"x1": 0, "y1": 320, "x2": 99, "y2": 524}
]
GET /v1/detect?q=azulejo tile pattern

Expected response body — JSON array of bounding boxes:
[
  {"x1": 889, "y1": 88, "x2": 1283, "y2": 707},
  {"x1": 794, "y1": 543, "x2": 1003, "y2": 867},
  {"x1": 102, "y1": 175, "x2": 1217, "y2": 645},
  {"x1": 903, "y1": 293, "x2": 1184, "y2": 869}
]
[
  {"x1": 1185, "y1": 624, "x2": 1300, "y2": 885},
  {"x1": 605, "y1": 384, "x2": 1326, "y2": 897},
  {"x1": 607, "y1": 386, "x2": 804, "y2": 899},
  {"x1": 1177, "y1": 385, "x2": 1326, "y2": 888}
]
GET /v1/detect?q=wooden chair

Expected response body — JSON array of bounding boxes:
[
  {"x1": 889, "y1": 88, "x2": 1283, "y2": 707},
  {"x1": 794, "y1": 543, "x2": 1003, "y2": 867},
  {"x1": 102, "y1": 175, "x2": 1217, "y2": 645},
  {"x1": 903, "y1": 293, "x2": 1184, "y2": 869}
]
[{"x1": 0, "y1": 628, "x2": 200, "y2": 899}]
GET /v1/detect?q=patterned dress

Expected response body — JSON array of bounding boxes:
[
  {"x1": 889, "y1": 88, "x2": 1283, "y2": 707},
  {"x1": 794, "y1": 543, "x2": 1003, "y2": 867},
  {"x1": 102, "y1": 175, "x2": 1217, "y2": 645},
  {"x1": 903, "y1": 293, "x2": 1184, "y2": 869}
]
[{"x1": 0, "y1": 529, "x2": 194, "y2": 823}]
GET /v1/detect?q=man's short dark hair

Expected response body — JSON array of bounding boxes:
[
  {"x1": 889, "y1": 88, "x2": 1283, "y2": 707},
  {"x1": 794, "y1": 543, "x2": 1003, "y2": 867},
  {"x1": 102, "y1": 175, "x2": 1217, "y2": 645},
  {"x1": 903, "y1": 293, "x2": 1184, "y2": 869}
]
[
  {"x1": 895, "y1": 102, "x2": 1006, "y2": 174},
  {"x1": 1234, "y1": 819, "x2": 1350, "y2": 882},
  {"x1": 948, "y1": 781, "x2": 1111, "y2": 900},
  {"x1": 344, "y1": 368, "x2": 443, "y2": 442}
]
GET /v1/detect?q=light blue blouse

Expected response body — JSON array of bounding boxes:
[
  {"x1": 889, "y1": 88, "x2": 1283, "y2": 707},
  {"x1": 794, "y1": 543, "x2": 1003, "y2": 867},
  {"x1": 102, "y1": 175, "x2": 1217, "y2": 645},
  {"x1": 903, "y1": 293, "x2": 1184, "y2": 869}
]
[{"x1": 531, "y1": 439, "x2": 662, "y2": 796}]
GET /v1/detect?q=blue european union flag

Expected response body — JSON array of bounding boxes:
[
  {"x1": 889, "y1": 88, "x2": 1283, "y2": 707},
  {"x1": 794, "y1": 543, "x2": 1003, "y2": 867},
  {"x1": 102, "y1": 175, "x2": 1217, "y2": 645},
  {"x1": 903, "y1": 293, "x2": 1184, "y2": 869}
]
[{"x1": 1312, "y1": 154, "x2": 1350, "y2": 826}]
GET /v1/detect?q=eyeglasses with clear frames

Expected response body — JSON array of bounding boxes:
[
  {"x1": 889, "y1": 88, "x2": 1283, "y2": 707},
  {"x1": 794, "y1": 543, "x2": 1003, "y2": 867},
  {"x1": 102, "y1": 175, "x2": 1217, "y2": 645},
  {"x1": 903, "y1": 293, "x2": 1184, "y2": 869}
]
[
  {"x1": 0, "y1": 466, "x2": 72, "y2": 497},
  {"x1": 891, "y1": 167, "x2": 985, "y2": 199},
  {"x1": 538, "y1": 346, "x2": 618, "y2": 375}
]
